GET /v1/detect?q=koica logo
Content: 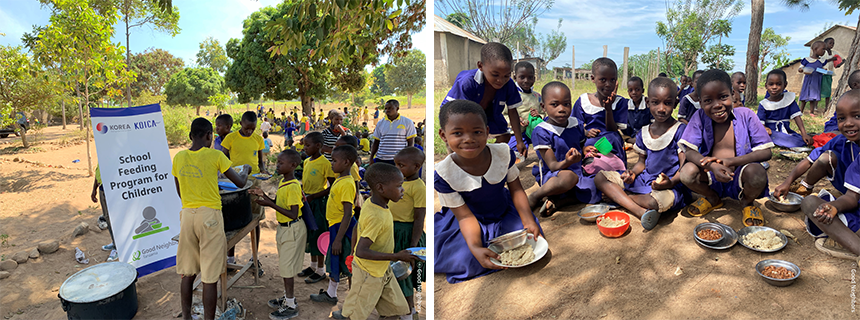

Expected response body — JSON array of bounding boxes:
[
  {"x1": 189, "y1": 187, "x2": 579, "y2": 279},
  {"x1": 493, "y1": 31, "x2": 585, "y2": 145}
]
[
  {"x1": 96, "y1": 120, "x2": 158, "y2": 134},
  {"x1": 96, "y1": 123, "x2": 109, "y2": 134}
]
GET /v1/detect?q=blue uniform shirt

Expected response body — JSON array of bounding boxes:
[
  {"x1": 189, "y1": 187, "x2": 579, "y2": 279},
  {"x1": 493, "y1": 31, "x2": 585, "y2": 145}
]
[{"x1": 442, "y1": 69, "x2": 523, "y2": 135}]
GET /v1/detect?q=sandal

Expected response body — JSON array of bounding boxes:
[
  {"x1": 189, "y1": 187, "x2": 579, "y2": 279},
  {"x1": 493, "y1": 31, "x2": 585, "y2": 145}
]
[
  {"x1": 790, "y1": 182, "x2": 813, "y2": 197},
  {"x1": 538, "y1": 199, "x2": 556, "y2": 218},
  {"x1": 815, "y1": 238, "x2": 859, "y2": 260},
  {"x1": 742, "y1": 206, "x2": 766, "y2": 227},
  {"x1": 687, "y1": 198, "x2": 723, "y2": 217},
  {"x1": 641, "y1": 210, "x2": 660, "y2": 230}
]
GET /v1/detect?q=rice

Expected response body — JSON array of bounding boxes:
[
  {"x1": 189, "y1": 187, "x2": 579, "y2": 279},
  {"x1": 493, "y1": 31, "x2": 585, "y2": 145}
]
[
  {"x1": 499, "y1": 244, "x2": 535, "y2": 266},
  {"x1": 414, "y1": 249, "x2": 426, "y2": 256},
  {"x1": 598, "y1": 217, "x2": 626, "y2": 228},
  {"x1": 742, "y1": 230, "x2": 784, "y2": 250}
]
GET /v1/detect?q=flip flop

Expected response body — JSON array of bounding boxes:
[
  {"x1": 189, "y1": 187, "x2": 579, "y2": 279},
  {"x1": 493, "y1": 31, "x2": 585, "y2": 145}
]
[
  {"x1": 641, "y1": 209, "x2": 660, "y2": 230},
  {"x1": 538, "y1": 199, "x2": 556, "y2": 217},
  {"x1": 815, "y1": 238, "x2": 859, "y2": 261},
  {"x1": 687, "y1": 198, "x2": 723, "y2": 217},
  {"x1": 742, "y1": 206, "x2": 766, "y2": 227}
]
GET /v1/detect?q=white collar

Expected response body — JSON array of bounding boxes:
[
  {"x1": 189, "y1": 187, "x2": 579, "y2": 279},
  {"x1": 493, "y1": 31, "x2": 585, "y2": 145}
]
[
  {"x1": 804, "y1": 57, "x2": 823, "y2": 64},
  {"x1": 473, "y1": 69, "x2": 484, "y2": 84},
  {"x1": 535, "y1": 117, "x2": 580, "y2": 136},
  {"x1": 579, "y1": 93, "x2": 622, "y2": 115},
  {"x1": 685, "y1": 94, "x2": 700, "y2": 109},
  {"x1": 435, "y1": 143, "x2": 511, "y2": 192},
  {"x1": 628, "y1": 98, "x2": 646, "y2": 111},
  {"x1": 641, "y1": 121, "x2": 683, "y2": 151},
  {"x1": 759, "y1": 92, "x2": 797, "y2": 111}
]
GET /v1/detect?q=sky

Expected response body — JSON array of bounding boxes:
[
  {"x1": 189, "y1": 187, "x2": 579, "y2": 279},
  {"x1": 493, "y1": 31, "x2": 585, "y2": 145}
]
[
  {"x1": 0, "y1": 0, "x2": 431, "y2": 68},
  {"x1": 435, "y1": 0, "x2": 858, "y2": 72}
]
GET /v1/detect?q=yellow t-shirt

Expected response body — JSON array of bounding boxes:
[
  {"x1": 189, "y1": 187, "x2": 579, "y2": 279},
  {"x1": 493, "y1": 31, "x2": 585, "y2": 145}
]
[
  {"x1": 389, "y1": 178, "x2": 425, "y2": 222},
  {"x1": 302, "y1": 156, "x2": 336, "y2": 194},
  {"x1": 350, "y1": 163, "x2": 361, "y2": 182},
  {"x1": 353, "y1": 198, "x2": 395, "y2": 277},
  {"x1": 95, "y1": 165, "x2": 102, "y2": 185},
  {"x1": 359, "y1": 138, "x2": 370, "y2": 152},
  {"x1": 276, "y1": 178, "x2": 304, "y2": 223},
  {"x1": 221, "y1": 132, "x2": 264, "y2": 174},
  {"x1": 301, "y1": 116, "x2": 308, "y2": 124},
  {"x1": 172, "y1": 148, "x2": 233, "y2": 210},
  {"x1": 326, "y1": 176, "x2": 356, "y2": 227}
]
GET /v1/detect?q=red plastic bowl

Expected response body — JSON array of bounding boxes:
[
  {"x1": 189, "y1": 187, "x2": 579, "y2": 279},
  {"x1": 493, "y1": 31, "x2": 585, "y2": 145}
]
[{"x1": 596, "y1": 211, "x2": 630, "y2": 237}]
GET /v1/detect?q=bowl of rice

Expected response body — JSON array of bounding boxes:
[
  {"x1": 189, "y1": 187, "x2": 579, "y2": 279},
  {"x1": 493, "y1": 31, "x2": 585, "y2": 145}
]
[
  {"x1": 756, "y1": 259, "x2": 800, "y2": 286},
  {"x1": 488, "y1": 229, "x2": 528, "y2": 253},
  {"x1": 596, "y1": 211, "x2": 630, "y2": 238},
  {"x1": 694, "y1": 223, "x2": 725, "y2": 245},
  {"x1": 767, "y1": 192, "x2": 803, "y2": 212},
  {"x1": 738, "y1": 226, "x2": 788, "y2": 253}
]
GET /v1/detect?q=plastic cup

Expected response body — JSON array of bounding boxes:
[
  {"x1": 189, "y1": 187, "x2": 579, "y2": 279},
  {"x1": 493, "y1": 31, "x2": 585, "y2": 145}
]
[{"x1": 594, "y1": 136, "x2": 613, "y2": 155}]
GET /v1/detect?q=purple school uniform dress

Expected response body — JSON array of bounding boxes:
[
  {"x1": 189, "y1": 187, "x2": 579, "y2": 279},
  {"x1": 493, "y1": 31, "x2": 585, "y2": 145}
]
[
  {"x1": 530, "y1": 117, "x2": 602, "y2": 204},
  {"x1": 756, "y1": 92, "x2": 806, "y2": 148},
  {"x1": 442, "y1": 69, "x2": 523, "y2": 136},
  {"x1": 677, "y1": 94, "x2": 700, "y2": 122},
  {"x1": 824, "y1": 114, "x2": 839, "y2": 132},
  {"x1": 573, "y1": 93, "x2": 629, "y2": 164},
  {"x1": 434, "y1": 144, "x2": 541, "y2": 283},
  {"x1": 627, "y1": 122, "x2": 691, "y2": 211},
  {"x1": 678, "y1": 86, "x2": 694, "y2": 102},
  {"x1": 624, "y1": 98, "x2": 653, "y2": 138},
  {"x1": 679, "y1": 107, "x2": 774, "y2": 200},
  {"x1": 800, "y1": 58, "x2": 827, "y2": 102},
  {"x1": 806, "y1": 134, "x2": 860, "y2": 195},
  {"x1": 807, "y1": 158, "x2": 860, "y2": 236}
]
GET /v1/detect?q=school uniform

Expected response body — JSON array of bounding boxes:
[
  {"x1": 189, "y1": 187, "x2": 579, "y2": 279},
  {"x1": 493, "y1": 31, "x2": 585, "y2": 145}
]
[
  {"x1": 302, "y1": 156, "x2": 336, "y2": 256},
  {"x1": 221, "y1": 132, "x2": 265, "y2": 174},
  {"x1": 806, "y1": 135, "x2": 860, "y2": 195},
  {"x1": 325, "y1": 176, "x2": 357, "y2": 281},
  {"x1": 341, "y1": 199, "x2": 410, "y2": 320},
  {"x1": 677, "y1": 94, "x2": 700, "y2": 122},
  {"x1": 172, "y1": 148, "x2": 233, "y2": 284},
  {"x1": 573, "y1": 93, "x2": 629, "y2": 164},
  {"x1": 623, "y1": 98, "x2": 652, "y2": 138},
  {"x1": 824, "y1": 114, "x2": 839, "y2": 133},
  {"x1": 388, "y1": 178, "x2": 426, "y2": 298},
  {"x1": 442, "y1": 69, "x2": 523, "y2": 136},
  {"x1": 530, "y1": 117, "x2": 601, "y2": 204},
  {"x1": 756, "y1": 92, "x2": 807, "y2": 148},
  {"x1": 800, "y1": 57, "x2": 827, "y2": 102},
  {"x1": 507, "y1": 87, "x2": 543, "y2": 152},
  {"x1": 679, "y1": 107, "x2": 774, "y2": 200},
  {"x1": 434, "y1": 144, "x2": 541, "y2": 283},
  {"x1": 807, "y1": 158, "x2": 860, "y2": 236},
  {"x1": 275, "y1": 179, "x2": 308, "y2": 278},
  {"x1": 677, "y1": 86, "x2": 693, "y2": 101}
]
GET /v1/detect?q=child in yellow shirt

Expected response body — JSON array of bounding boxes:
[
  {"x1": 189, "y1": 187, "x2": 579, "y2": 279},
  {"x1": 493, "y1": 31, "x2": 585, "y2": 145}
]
[
  {"x1": 359, "y1": 132, "x2": 371, "y2": 152},
  {"x1": 297, "y1": 132, "x2": 336, "y2": 284},
  {"x1": 389, "y1": 146, "x2": 426, "y2": 315},
  {"x1": 310, "y1": 145, "x2": 358, "y2": 306},
  {"x1": 332, "y1": 163, "x2": 418, "y2": 320},
  {"x1": 173, "y1": 118, "x2": 249, "y2": 320},
  {"x1": 250, "y1": 150, "x2": 306, "y2": 320}
]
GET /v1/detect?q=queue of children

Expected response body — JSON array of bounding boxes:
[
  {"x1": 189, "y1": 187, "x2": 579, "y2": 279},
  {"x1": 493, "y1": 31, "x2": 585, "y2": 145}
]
[{"x1": 435, "y1": 41, "x2": 860, "y2": 285}]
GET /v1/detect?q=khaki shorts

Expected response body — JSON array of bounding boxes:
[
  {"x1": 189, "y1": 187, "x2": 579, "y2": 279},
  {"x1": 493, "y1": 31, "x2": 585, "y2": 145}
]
[
  {"x1": 600, "y1": 171, "x2": 676, "y2": 213},
  {"x1": 176, "y1": 207, "x2": 227, "y2": 284},
  {"x1": 342, "y1": 262, "x2": 410, "y2": 320},
  {"x1": 276, "y1": 220, "x2": 307, "y2": 278}
]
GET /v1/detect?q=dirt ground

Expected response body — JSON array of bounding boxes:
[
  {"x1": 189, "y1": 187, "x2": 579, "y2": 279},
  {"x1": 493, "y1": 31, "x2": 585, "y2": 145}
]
[
  {"x1": 0, "y1": 104, "x2": 428, "y2": 320},
  {"x1": 434, "y1": 147, "x2": 859, "y2": 319}
]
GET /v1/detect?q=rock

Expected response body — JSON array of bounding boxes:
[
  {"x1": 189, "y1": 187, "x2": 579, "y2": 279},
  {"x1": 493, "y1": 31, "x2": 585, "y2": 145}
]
[
  {"x1": 72, "y1": 222, "x2": 89, "y2": 237},
  {"x1": 29, "y1": 248, "x2": 39, "y2": 259},
  {"x1": 0, "y1": 260, "x2": 17, "y2": 271},
  {"x1": 88, "y1": 224, "x2": 102, "y2": 233},
  {"x1": 0, "y1": 271, "x2": 9, "y2": 279},
  {"x1": 11, "y1": 251, "x2": 29, "y2": 264},
  {"x1": 38, "y1": 241, "x2": 59, "y2": 254}
]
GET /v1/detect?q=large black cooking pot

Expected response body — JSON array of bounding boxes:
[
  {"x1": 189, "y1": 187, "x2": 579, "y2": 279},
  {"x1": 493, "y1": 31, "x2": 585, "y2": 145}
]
[
  {"x1": 59, "y1": 262, "x2": 138, "y2": 320},
  {"x1": 220, "y1": 178, "x2": 254, "y2": 231}
]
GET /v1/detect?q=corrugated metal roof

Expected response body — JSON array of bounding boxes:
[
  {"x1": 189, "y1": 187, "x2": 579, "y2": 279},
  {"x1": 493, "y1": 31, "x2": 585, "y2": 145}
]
[
  {"x1": 804, "y1": 24, "x2": 857, "y2": 46},
  {"x1": 434, "y1": 14, "x2": 487, "y2": 44}
]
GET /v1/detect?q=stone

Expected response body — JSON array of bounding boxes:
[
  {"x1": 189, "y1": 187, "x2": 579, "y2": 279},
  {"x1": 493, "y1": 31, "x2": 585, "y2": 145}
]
[
  {"x1": 0, "y1": 260, "x2": 17, "y2": 271},
  {"x1": 88, "y1": 224, "x2": 102, "y2": 233},
  {"x1": 0, "y1": 271, "x2": 9, "y2": 279},
  {"x1": 11, "y1": 251, "x2": 28, "y2": 264},
  {"x1": 28, "y1": 248, "x2": 39, "y2": 259},
  {"x1": 38, "y1": 241, "x2": 59, "y2": 254},
  {"x1": 72, "y1": 222, "x2": 89, "y2": 237}
]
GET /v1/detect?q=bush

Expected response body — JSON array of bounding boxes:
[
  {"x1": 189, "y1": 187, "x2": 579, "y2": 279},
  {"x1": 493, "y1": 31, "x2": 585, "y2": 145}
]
[{"x1": 162, "y1": 107, "x2": 194, "y2": 146}]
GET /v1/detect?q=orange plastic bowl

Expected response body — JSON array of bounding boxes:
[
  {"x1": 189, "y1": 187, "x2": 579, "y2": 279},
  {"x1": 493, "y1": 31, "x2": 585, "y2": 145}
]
[{"x1": 596, "y1": 211, "x2": 631, "y2": 238}]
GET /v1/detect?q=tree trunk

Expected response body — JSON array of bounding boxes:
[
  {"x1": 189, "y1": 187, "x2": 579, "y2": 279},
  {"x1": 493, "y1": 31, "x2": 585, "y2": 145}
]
[
  {"x1": 827, "y1": 16, "x2": 860, "y2": 117},
  {"x1": 301, "y1": 95, "x2": 312, "y2": 115},
  {"x1": 124, "y1": 0, "x2": 133, "y2": 108},
  {"x1": 196, "y1": 105, "x2": 201, "y2": 116},
  {"x1": 15, "y1": 122, "x2": 29, "y2": 148},
  {"x1": 744, "y1": 0, "x2": 764, "y2": 108},
  {"x1": 407, "y1": 94, "x2": 413, "y2": 109},
  {"x1": 62, "y1": 100, "x2": 67, "y2": 130}
]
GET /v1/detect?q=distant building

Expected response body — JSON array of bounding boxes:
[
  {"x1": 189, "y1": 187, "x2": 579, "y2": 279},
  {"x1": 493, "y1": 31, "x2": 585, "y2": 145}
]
[
  {"x1": 516, "y1": 57, "x2": 545, "y2": 79},
  {"x1": 434, "y1": 14, "x2": 486, "y2": 90},
  {"x1": 778, "y1": 24, "x2": 856, "y2": 94}
]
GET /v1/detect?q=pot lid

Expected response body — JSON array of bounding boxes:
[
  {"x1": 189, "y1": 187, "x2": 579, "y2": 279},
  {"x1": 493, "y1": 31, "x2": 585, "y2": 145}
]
[{"x1": 60, "y1": 262, "x2": 137, "y2": 303}]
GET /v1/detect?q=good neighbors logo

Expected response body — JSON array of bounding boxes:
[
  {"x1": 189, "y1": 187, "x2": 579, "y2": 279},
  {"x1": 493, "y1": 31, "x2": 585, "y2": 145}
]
[{"x1": 96, "y1": 120, "x2": 159, "y2": 134}]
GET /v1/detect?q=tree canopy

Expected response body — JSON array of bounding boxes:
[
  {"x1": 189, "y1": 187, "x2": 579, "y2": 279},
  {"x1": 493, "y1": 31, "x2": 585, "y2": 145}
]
[
  {"x1": 656, "y1": 0, "x2": 743, "y2": 74},
  {"x1": 129, "y1": 48, "x2": 184, "y2": 97},
  {"x1": 0, "y1": 45, "x2": 58, "y2": 146},
  {"x1": 437, "y1": 0, "x2": 552, "y2": 43},
  {"x1": 196, "y1": 37, "x2": 229, "y2": 73},
  {"x1": 164, "y1": 67, "x2": 224, "y2": 115},
  {"x1": 385, "y1": 49, "x2": 425, "y2": 108},
  {"x1": 370, "y1": 65, "x2": 393, "y2": 96}
]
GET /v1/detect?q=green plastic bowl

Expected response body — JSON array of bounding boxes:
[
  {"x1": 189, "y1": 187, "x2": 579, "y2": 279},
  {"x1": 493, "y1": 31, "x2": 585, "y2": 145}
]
[{"x1": 594, "y1": 136, "x2": 613, "y2": 155}]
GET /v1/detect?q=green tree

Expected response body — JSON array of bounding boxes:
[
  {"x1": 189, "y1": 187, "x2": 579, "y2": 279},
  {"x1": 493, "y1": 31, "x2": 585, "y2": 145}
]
[
  {"x1": 385, "y1": 49, "x2": 425, "y2": 108},
  {"x1": 701, "y1": 43, "x2": 735, "y2": 70},
  {"x1": 370, "y1": 65, "x2": 393, "y2": 96},
  {"x1": 506, "y1": 17, "x2": 539, "y2": 58},
  {"x1": 445, "y1": 12, "x2": 471, "y2": 30},
  {"x1": 118, "y1": 0, "x2": 180, "y2": 107},
  {"x1": 438, "y1": 0, "x2": 552, "y2": 43},
  {"x1": 129, "y1": 48, "x2": 184, "y2": 97},
  {"x1": 656, "y1": 0, "x2": 743, "y2": 74},
  {"x1": 207, "y1": 93, "x2": 230, "y2": 112},
  {"x1": 538, "y1": 19, "x2": 567, "y2": 74},
  {"x1": 0, "y1": 46, "x2": 58, "y2": 147},
  {"x1": 164, "y1": 67, "x2": 224, "y2": 115},
  {"x1": 757, "y1": 27, "x2": 791, "y2": 83},
  {"x1": 196, "y1": 37, "x2": 229, "y2": 73},
  {"x1": 30, "y1": 0, "x2": 135, "y2": 175}
]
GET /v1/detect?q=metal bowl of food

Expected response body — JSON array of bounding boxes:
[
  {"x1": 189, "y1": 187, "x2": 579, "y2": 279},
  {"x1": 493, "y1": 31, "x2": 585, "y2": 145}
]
[
  {"x1": 578, "y1": 204, "x2": 610, "y2": 223},
  {"x1": 768, "y1": 192, "x2": 803, "y2": 212},
  {"x1": 756, "y1": 259, "x2": 801, "y2": 287},
  {"x1": 390, "y1": 261, "x2": 413, "y2": 281},
  {"x1": 694, "y1": 223, "x2": 725, "y2": 245},
  {"x1": 790, "y1": 147, "x2": 813, "y2": 153},
  {"x1": 488, "y1": 229, "x2": 528, "y2": 253}
]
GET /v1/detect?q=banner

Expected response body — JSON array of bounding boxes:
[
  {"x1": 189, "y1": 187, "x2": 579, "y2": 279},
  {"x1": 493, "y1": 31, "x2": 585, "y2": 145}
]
[{"x1": 91, "y1": 104, "x2": 182, "y2": 277}]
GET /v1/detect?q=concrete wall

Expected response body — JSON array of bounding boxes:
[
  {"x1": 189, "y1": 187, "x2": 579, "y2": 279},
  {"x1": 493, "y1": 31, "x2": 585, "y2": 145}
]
[
  {"x1": 780, "y1": 61, "x2": 804, "y2": 94},
  {"x1": 434, "y1": 31, "x2": 483, "y2": 90}
]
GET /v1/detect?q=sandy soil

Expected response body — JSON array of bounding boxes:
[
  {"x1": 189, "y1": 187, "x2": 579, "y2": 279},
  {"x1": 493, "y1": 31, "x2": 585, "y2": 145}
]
[
  {"x1": 0, "y1": 111, "x2": 427, "y2": 320},
  {"x1": 434, "y1": 147, "x2": 859, "y2": 319}
]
